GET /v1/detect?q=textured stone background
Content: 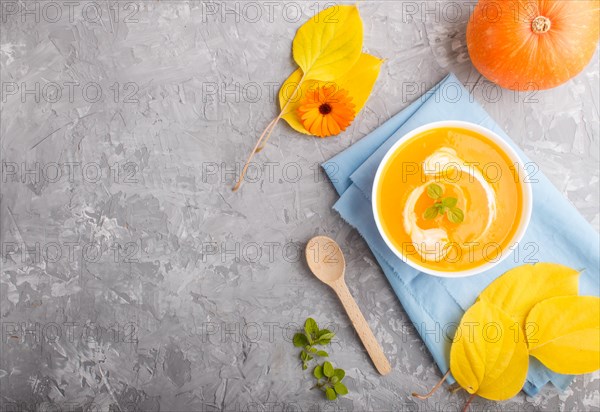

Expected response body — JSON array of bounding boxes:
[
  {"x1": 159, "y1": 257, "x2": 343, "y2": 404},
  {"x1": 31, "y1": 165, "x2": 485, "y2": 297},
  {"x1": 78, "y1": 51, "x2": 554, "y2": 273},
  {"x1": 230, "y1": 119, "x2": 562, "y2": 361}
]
[{"x1": 1, "y1": 1, "x2": 599, "y2": 411}]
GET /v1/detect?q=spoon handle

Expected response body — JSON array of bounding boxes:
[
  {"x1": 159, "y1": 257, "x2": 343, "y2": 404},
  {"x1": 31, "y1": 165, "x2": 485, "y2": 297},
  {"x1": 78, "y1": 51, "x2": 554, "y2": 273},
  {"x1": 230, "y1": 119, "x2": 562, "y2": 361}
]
[{"x1": 333, "y1": 281, "x2": 392, "y2": 375}]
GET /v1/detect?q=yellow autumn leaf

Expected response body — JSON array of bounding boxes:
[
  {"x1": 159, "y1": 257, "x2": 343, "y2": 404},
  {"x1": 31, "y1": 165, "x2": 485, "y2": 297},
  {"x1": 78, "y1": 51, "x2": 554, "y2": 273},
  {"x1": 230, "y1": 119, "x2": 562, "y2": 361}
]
[
  {"x1": 279, "y1": 53, "x2": 383, "y2": 134},
  {"x1": 478, "y1": 263, "x2": 580, "y2": 330},
  {"x1": 292, "y1": 5, "x2": 363, "y2": 81},
  {"x1": 336, "y1": 53, "x2": 383, "y2": 111},
  {"x1": 526, "y1": 296, "x2": 600, "y2": 374},
  {"x1": 279, "y1": 68, "x2": 309, "y2": 134},
  {"x1": 450, "y1": 300, "x2": 529, "y2": 401}
]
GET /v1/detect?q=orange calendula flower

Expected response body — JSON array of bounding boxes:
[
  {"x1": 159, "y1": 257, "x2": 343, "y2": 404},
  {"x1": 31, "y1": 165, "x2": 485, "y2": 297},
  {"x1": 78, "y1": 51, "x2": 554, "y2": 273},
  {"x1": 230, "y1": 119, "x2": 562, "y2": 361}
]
[{"x1": 297, "y1": 85, "x2": 356, "y2": 138}]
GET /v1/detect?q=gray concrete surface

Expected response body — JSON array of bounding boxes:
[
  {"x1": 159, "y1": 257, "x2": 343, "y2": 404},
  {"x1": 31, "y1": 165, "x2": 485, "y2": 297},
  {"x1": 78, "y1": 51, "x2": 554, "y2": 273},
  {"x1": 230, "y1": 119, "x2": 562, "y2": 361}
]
[{"x1": 1, "y1": 1, "x2": 599, "y2": 411}]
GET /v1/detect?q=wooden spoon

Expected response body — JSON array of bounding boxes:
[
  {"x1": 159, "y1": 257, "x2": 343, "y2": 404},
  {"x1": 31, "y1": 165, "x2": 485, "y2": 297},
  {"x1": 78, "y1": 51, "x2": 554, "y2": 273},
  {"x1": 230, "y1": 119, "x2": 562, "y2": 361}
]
[{"x1": 305, "y1": 236, "x2": 392, "y2": 376}]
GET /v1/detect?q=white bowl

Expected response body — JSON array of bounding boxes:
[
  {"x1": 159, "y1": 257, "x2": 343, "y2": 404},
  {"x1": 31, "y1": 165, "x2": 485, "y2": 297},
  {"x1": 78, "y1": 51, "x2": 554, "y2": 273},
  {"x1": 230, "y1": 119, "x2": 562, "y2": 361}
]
[{"x1": 372, "y1": 120, "x2": 533, "y2": 278}]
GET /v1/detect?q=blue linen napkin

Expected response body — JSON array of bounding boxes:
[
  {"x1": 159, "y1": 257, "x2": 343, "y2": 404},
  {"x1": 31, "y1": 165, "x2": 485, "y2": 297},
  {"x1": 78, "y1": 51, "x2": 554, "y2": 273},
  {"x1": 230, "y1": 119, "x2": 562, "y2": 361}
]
[{"x1": 323, "y1": 73, "x2": 600, "y2": 396}]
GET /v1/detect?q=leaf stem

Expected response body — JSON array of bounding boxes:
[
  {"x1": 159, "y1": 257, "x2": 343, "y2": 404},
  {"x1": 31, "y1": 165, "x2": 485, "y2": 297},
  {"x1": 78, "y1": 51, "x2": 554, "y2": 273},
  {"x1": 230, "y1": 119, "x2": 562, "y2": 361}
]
[
  {"x1": 232, "y1": 74, "x2": 306, "y2": 192},
  {"x1": 462, "y1": 393, "x2": 476, "y2": 412},
  {"x1": 254, "y1": 117, "x2": 277, "y2": 153},
  {"x1": 311, "y1": 382, "x2": 325, "y2": 390},
  {"x1": 256, "y1": 74, "x2": 305, "y2": 152},
  {"x1": 412, "y1": 370, "x2": 450, "y2": 400},
  {"x1": 232, "y1": 118, "x2": 276, "y2": 192}
]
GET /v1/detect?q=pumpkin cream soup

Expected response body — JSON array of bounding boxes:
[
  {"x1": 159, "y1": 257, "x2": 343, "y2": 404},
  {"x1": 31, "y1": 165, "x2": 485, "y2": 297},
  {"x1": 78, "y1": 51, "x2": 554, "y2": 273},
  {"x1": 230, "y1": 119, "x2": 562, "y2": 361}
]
[{"x1": 376, "y1": 126, "x2": 523, "y2": 272}]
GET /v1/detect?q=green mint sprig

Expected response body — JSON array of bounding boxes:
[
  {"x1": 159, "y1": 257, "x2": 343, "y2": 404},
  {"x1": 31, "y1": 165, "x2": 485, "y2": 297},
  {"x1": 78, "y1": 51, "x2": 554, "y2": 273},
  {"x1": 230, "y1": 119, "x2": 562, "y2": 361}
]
[
  {"x1": 424, "y1": 183, "x2": 464, "y2": 224},
  {"x1": 312, "y1": 361, "x2": 349, "y2": 400},
  {"x1": 293, "y1": 318, "x2": 335, "y2": 370},
  {"x1": 294, "y1": 318, "x2": 349, "y2": 401}
]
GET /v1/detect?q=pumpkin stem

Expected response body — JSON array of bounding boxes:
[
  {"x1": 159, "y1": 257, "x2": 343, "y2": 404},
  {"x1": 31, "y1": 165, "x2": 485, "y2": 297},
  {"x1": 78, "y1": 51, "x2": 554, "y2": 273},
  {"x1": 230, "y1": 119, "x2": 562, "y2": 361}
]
[
  {"x1": 412, "y1": 370, "x2": 450, "y2": 400},
  {"x1": 532, "y1": 16, "x2": 551, "y2": 33}
]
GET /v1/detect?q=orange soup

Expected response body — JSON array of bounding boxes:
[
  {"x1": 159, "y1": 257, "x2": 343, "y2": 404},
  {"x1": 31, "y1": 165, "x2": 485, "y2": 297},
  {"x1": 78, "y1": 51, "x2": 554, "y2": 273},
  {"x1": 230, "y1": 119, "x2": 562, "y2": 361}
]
[{"x1": 376, "y1": 126, "x2": 523, "y2": 272}]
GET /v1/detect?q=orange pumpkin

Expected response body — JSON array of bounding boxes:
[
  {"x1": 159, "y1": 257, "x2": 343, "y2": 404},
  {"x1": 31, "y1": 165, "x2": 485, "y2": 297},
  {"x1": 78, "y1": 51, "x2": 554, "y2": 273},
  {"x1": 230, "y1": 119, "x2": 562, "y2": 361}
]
[{"x1": 467, "y1": 0, "x2": 600, "y2": 90}]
